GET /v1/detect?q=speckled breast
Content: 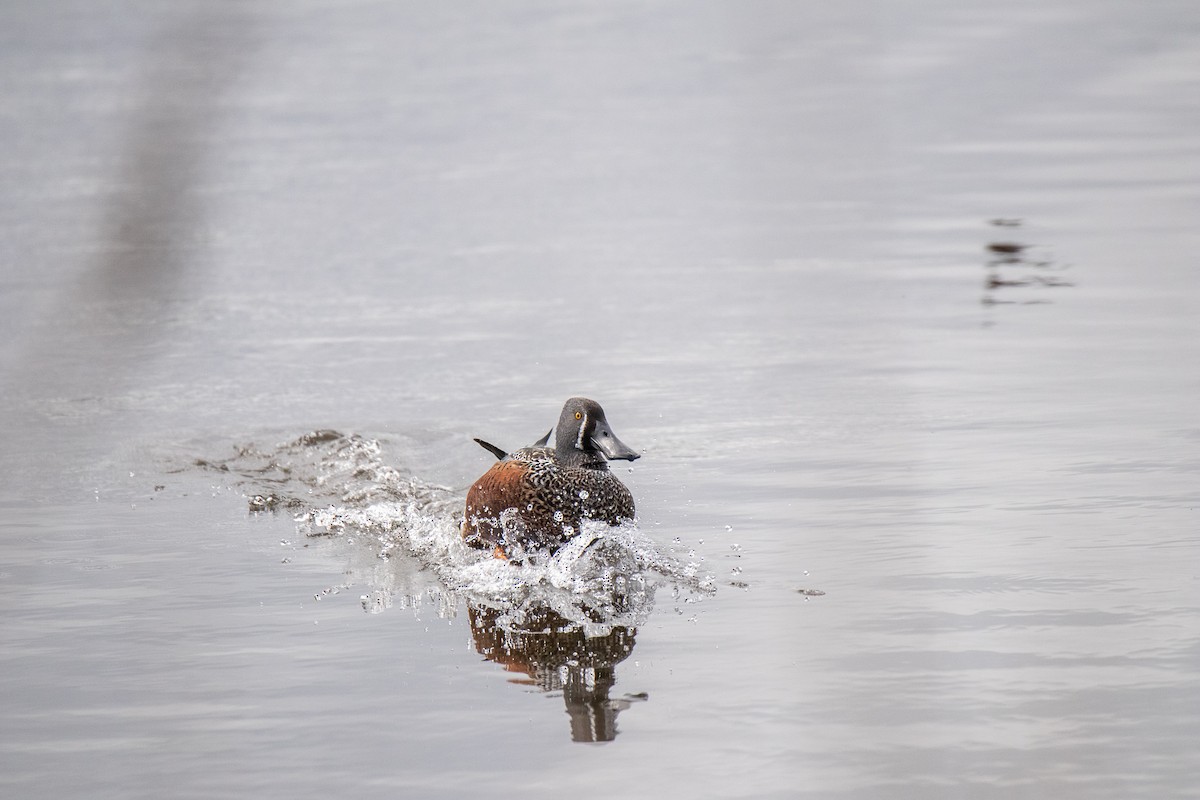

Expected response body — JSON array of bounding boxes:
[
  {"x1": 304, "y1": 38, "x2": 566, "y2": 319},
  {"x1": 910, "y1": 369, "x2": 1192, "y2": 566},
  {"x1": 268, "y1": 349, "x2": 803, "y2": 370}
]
[{"x1": 462, "y1": 447, "x2": 635, "y2": 552}]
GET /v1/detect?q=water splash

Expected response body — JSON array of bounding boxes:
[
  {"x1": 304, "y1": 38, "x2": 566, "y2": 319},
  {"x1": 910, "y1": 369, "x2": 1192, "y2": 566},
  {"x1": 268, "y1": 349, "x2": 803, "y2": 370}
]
[{"x1": 202, "y1": 430, "x2": 715, "y2": 634}]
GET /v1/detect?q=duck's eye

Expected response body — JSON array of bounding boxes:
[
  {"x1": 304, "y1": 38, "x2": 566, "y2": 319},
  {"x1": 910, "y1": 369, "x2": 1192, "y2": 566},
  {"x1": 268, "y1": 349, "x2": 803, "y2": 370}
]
[{"x1": 574, "y1": 411, "x2": 582, "y2": 420}]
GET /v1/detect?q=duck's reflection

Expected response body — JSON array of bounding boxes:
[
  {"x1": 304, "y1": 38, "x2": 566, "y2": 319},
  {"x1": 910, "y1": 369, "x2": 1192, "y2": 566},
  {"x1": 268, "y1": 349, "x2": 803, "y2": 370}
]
[{"x1": 468, "y1": 605, "x2": 646, "y2": 742}]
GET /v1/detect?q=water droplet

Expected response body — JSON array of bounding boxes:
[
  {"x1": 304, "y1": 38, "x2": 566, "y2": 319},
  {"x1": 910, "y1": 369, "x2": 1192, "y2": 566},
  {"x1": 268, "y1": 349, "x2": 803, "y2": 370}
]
[
  {"x1": 553, "y1": 510, "x2": 564, "y2": 522},
  {"x1": 578, "y1": 489, "x2": 590, "y2": 500}
]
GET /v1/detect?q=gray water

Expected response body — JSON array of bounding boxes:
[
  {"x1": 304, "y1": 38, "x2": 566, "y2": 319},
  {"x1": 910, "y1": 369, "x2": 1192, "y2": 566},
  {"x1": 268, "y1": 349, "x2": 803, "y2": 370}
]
[{"x1": 2, "y1": 1, "x2": 1199, "y2": 797}]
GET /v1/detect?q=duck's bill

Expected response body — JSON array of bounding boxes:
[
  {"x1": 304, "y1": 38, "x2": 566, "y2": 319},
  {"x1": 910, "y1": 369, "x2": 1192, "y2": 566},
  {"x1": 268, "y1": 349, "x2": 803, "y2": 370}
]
[{"x1": 590, "y1": 421, "x2": 640, "y2": 461}]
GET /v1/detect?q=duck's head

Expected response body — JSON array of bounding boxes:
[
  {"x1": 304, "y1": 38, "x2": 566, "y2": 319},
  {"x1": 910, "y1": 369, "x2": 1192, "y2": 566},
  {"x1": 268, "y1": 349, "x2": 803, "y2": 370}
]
[{"x1": 555, "y1": 397, "x2": 640, "y2": 467}]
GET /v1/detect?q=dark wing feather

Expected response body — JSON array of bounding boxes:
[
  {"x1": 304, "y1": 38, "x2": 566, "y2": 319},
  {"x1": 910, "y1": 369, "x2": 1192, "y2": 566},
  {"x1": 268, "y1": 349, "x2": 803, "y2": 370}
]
[{"x1": 473, "y1": 438, "x2": 508, "y2": 460}]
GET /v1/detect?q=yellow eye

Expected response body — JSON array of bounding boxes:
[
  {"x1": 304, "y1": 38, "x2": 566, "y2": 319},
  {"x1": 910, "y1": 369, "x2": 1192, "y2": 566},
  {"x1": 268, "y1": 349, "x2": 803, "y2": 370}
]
[{"x1": 574, "y1": 412, "x2": 582, "y2": 420}]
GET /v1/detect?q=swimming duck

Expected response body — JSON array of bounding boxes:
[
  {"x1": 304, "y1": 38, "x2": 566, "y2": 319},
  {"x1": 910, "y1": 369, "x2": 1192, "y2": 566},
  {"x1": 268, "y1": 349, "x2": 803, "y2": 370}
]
[{"x1": 463, "y1": 397, "x2": 640, "y2": 557}]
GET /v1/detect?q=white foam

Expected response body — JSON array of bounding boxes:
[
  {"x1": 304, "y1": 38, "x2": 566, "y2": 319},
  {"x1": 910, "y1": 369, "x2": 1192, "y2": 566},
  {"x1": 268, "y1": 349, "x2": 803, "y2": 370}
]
[{"x1": 222, "y1": 430, "x2": 715, "y2": 630}]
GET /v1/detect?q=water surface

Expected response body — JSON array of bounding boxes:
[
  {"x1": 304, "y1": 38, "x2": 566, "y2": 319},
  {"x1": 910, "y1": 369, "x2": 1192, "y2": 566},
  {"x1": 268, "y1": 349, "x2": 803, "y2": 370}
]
[{"x1": 2, "y1": 1, "x2": 1198, "y2": 798}]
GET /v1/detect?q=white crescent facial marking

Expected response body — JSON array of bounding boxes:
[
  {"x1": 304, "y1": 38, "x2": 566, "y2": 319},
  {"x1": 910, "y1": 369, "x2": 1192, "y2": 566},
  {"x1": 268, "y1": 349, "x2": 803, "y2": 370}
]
[{"x1": 576, "y1": 412, "x2": 588, "y2": 450}]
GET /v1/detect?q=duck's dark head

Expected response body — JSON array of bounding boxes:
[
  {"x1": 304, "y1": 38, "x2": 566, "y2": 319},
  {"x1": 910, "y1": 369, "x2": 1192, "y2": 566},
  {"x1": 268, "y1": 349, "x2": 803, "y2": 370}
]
[{"x1": 555, "y1": 397, "x2": 640, "y2": 468}]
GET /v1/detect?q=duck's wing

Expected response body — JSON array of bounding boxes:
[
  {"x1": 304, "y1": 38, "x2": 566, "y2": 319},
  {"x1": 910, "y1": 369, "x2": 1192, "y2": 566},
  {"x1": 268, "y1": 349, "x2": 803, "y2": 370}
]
[
  {"x1": 474, "y1": 428, "x2": 550, "y2": 461},
  {"x1": 473, "y1": 438, "x2": 508, "y2": 460}
]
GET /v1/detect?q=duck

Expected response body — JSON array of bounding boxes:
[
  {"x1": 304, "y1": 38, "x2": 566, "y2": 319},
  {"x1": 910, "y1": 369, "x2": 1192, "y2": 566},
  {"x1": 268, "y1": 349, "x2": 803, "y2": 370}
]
[{"x1": 463, "y1": 397, "x2": 640, "y2": 558}]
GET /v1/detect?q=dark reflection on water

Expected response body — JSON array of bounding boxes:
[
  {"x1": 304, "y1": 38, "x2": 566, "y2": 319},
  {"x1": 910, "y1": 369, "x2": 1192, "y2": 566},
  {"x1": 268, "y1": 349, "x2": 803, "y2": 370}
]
[
  {"x1": 981, "y1": 219, "x2": 1074, "y2": 306},
  {"x1": 468, "y1": 605, "x2": 645, "y2": 743},
  {"x1": 13, "y1": 3, "x2": 261, "y2": 414}
]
